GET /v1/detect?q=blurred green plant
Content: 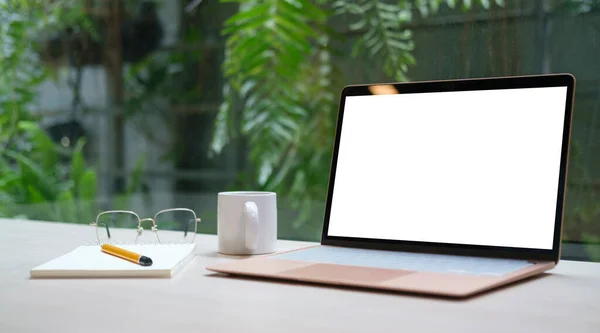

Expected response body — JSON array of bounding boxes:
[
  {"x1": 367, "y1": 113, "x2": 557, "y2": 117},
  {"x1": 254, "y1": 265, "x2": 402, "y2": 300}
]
[
  {"x1": 123, "y1": 29, "x2": 204, "y2": 153},
  {"x1": 1, "y1": 0, "x2": 92, "y2": 123},
  {"x1": 0, "y1": 129, "x2": 97, "y2": 223},
  {"x1": 211, "y1": 0, "x2": 503, "y2": 239},
  {"x1": 0, "y1": 0, "x2": 98, "y2": 223},
  {"x1": 333, "y1": 0, "x2": 504, "y2": 81}
]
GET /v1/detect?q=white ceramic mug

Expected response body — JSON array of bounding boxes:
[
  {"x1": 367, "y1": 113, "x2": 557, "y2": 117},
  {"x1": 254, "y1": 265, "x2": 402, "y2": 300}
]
[{"x1": 217, "y1": 191, "x2": 277, "y2": 255}]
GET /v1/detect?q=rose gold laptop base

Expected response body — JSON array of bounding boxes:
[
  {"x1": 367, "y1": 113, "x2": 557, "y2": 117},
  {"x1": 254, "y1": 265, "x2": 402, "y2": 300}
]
[{"x1": 206, "y1": 245, "x2": 555, "y2": 298}]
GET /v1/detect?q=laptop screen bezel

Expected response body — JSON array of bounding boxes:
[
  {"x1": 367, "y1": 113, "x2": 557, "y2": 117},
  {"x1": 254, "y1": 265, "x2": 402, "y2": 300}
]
[{"x1": 320, "y1": 74, "x2": 576, "y2": 262}]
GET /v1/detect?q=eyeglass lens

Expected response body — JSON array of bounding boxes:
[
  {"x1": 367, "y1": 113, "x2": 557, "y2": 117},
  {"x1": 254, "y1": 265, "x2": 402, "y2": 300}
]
[
  {"x1": 96, "y1": 212, "x2": 141, "y2": 244},
  {"x1": 154, "y1": 209, "x2": 197, "y2": 244}
]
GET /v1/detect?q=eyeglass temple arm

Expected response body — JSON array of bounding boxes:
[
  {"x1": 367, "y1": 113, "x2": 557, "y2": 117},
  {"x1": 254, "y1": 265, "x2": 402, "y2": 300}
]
[
  {"x1": 97, "y1": 222, "x2": 111, "y2": 239},
  {"x1": 183, "y1": 218, "x2": 201, "y2": 237}
]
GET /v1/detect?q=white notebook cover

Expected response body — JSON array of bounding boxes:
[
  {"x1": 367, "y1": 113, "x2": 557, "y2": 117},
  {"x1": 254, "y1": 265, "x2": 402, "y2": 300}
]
[{"x1": 30, "y1": 244, "x2": 197, "y2": 278}]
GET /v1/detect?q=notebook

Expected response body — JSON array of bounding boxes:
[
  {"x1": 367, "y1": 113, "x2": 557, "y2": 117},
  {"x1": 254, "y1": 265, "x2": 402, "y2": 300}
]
[{"x1": 30, "y1": 244, "x2": 197, "y2": 278}]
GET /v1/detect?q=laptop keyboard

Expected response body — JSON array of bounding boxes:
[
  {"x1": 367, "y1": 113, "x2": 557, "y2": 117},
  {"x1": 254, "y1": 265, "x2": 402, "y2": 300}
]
[{"x1": 272, "y1": 246, "x2": 534, "y2": 276}]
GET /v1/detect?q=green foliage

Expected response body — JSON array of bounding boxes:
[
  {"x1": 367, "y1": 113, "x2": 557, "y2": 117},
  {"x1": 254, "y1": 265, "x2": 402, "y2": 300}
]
[
  {"x1": 0, "y1": 131, "x2": 98, "y2": 223},
  {"x1": 123, "y1": 29, "x2": 204, "y2": 151},
  {"x1": 0, "y1": 0, "x2": 95, "y2": 111},
  {"x1": 333, "y1": 0, "x2": 415, "y2": 81},
  {"x1": 0, "y1": 0, "x2": 99, "y2": 223},
  {"x1": 333, "y1": 0, "x2": 504, "y2": 80},
  {"x1": 0, "y1": 0, "x2": 93, "y2": 146}
]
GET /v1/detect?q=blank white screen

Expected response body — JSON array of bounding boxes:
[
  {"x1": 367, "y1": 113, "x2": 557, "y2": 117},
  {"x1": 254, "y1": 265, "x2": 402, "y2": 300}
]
[{"x1": 327, "y1": 87, "x2": 568, "y2": 250}]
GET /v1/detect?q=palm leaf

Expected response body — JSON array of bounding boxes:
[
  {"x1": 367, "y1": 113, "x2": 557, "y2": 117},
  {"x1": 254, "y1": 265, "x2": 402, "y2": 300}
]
[
  {"x1": 336, "y1": 0, "x2": 504, "y2": 80},
  {"x1": 336, "y1": 0, "x2": 415, "y2": 80},
  {"x1": 212, "y1": 0, "x2": 331, "y2": 189}
]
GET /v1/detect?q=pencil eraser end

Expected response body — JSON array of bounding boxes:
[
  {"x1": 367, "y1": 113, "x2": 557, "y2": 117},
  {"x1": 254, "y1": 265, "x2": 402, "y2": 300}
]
[{"x1": 139, "y1": 256, "x2": 153, "y2": 266}]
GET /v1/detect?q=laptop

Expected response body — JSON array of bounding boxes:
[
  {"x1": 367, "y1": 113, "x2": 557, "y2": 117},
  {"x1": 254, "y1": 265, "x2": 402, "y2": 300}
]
[{"x1": 206, "y1": 74, "x2": 576, "y2": 298}]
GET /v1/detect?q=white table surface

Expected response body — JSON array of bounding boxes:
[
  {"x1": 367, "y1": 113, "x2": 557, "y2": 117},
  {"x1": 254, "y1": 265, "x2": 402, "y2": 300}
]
[{"x1": 1, "y1": 218, "x2": 600, "y2": 333}]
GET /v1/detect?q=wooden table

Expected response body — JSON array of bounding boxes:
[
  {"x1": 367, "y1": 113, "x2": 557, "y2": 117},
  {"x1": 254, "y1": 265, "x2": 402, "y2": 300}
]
[{"x1": 1, "y1": 219, "x2": 600, "y2": 333}]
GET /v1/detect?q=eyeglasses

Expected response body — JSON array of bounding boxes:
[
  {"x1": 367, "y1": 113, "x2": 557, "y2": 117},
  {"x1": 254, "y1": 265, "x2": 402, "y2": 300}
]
[{"x1": 89, "y1": 208, "x2": 201, "y2": 245}]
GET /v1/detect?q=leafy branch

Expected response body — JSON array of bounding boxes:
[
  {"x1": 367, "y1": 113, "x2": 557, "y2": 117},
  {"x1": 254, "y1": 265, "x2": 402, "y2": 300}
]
[
  {"x1": 334, "y1": 0, "x2": 505, "y2": 80},
  {"x1": 212, "y1": 0, "x2": 331, "y2": 190}
]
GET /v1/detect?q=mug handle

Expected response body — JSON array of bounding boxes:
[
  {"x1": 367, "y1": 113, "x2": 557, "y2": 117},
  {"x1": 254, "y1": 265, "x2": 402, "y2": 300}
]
[{"x1": 244, "y1": 201, "x2": 259, "y2": 251}]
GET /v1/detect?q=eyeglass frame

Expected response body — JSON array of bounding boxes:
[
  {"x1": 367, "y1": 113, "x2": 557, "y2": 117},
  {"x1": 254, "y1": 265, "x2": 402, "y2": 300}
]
[{"x1": 89, "y1": 208, "x2": 201, "y2": 244}]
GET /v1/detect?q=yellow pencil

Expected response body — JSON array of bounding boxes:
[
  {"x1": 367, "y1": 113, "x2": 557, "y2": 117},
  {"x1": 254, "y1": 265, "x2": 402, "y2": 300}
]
[{"x1": 101, "y1": 243, "x2": 153, "y2": 266}]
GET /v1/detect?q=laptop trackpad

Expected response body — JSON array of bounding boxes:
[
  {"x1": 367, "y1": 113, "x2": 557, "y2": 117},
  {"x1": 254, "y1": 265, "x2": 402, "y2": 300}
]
[{"x1": 277, "y1": 263, "x2": 413, "y2": 283}]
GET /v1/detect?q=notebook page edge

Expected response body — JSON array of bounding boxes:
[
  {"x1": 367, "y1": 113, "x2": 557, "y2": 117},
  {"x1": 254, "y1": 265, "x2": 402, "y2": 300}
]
[{"x1": 169, "y1": 243, "x2": 197, "y2": 277}]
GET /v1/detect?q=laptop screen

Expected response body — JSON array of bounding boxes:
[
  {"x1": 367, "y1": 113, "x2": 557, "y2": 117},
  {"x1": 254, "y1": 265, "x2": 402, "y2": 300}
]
[{"x1": 326, "y1": 85, "x2": 569, "y2": 250}]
